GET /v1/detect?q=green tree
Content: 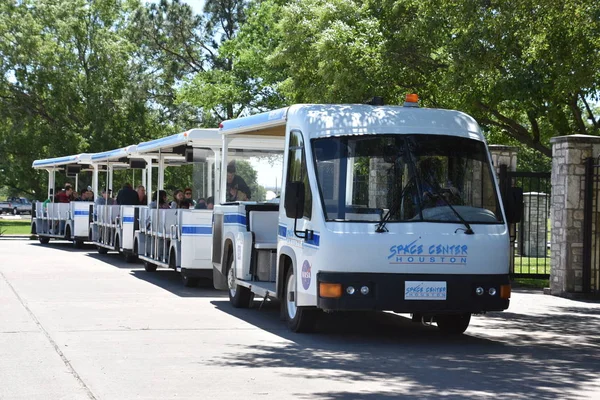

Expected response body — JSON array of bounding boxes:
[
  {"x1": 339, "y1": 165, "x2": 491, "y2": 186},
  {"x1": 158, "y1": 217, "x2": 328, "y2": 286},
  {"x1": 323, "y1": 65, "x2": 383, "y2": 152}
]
[
  {"x1": 229, "y1": 0, "x2": 600, "y2": 159},
  {"x1": 132, "y1": 0, "x2": 265, "y2": 122},
  {"x1": 234, "y1": 159, "x2": 266, "y2": 201},
  {"x1": 427, "y1": 0, "x2": 600, "y2": 157},
  {"x1": 0, "y1": 0, "x2": 170, "y2": 198}
]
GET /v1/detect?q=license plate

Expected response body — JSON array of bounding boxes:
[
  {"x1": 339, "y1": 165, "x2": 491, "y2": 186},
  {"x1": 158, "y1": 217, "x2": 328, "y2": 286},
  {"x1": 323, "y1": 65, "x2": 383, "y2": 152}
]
[{"x1": 404, "y1": 281, "x2": 447, "y2": 300}]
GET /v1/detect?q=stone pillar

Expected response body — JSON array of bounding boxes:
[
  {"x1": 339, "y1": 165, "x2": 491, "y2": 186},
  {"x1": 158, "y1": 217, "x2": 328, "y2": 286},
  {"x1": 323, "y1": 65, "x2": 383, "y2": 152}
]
[
  {"x1": 522, "y1": 192, "x2": 549, "y2": 257},
  {"x1": 550, "y1": 135, "x2": 600, "y2": 296},
  {"x1": 489, "y1": 145, "x2": 518, "y2": 274},
  {"x1": 489, "y1": 145, "x2": 518, "y2": 178}
]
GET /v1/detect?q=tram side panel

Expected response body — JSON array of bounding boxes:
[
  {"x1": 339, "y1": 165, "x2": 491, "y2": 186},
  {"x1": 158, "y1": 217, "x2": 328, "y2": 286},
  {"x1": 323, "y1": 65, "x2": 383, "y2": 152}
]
[{"x1": 179, "y1": 209, "x2": 213, "y2": 280}]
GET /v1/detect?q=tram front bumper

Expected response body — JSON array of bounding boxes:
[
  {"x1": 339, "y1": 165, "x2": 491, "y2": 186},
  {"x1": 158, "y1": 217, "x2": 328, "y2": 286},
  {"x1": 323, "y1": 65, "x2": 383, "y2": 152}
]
[{"x1": 316, "y1": 272, "x2": 510, "y2": 314}]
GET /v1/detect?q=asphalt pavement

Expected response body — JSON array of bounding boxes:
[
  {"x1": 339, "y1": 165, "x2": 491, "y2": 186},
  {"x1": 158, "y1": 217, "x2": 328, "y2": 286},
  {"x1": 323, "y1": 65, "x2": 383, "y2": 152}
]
[{"x1": 0, "y1": 239, "x2": 599, "y2": 400}]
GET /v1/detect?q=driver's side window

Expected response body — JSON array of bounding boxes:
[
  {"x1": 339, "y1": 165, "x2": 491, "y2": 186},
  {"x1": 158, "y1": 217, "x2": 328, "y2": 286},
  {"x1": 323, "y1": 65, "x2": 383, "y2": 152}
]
[{"x1": 286, "y1": 130, "x2": 312, "y2": 219}]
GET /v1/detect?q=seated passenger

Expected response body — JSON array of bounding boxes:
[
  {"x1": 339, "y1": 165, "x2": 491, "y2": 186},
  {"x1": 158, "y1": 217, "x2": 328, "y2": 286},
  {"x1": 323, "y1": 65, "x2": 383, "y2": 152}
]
[
  {"x1": 95, "y1": 189, "x2": 114, "y2": 206},
  {"x1": 195, "y1": 198, "x2": 207, "y2": 209},
  {"x1": 137, "y1": 185, "x2": 147, "y2": 205},
  {"x1": 116, "y1": 183, "x2": 139, "y2": 205},
  {"x1": 54, "y1": 185, "x2": 73, "y2": 203},
  {"x1": 150, "y1": 190, "x2": 169, "y2": 209},
  {"x1": 206, "y1": 196, "x2": 214, "y2": 210},
  {"x1": 77, "y1": 189, "x2": 89, "y2": 201},
  {"x1": 226, "y1": 162, "x2": 251, "y2": 201},
  {"x1": 170, "y1": 189, "x2": 185, "y2": 209},
  {"x1": 182, "y1": 188, "x2": 195, "y2": 208}
]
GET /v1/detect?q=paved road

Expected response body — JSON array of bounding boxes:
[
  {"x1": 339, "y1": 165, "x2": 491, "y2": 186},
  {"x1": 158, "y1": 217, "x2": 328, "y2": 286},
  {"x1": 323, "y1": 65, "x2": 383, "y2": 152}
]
[{"x1": 1, "y1": 240, "x2": 599, "y2": 400}]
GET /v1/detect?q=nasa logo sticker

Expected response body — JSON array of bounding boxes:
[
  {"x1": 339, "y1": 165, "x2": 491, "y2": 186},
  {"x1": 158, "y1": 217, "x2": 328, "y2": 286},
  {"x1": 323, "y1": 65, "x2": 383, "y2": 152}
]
[{"x1": 301, "y1": 260, "x2": 311, "y2": 290}]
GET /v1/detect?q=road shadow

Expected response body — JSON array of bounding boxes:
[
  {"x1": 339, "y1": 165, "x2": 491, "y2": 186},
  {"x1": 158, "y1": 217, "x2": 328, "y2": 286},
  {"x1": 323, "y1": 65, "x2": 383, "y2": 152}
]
[
  {"x1": 85, "y1": 250, "x2": 226, "y2": 299},
  {"x1": 85, "y1": 251, "x2": 140, "y2": 269},
  {"x1": 129, "y1": 269, "x2": 228, "y2": 299},
  {"x1": 209, "y1": 299, "x2": 600, "y2": 400},
  {"x1": 30, "y1": 240, "x2": 96, "y2": 253}
]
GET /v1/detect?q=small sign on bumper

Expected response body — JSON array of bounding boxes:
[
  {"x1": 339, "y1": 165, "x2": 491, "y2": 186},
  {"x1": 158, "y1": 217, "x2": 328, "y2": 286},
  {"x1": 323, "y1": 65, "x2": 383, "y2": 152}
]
[{"x1": 404, "y1": 281, "x2": 447, "y2": 300}]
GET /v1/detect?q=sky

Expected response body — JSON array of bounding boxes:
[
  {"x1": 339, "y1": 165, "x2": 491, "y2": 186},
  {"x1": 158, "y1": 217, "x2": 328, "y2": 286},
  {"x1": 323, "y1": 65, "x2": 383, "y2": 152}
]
[
  {"x1": 250, "y1": 157, "x2": 283, "y2": 190},
  {"x1": 146, "y1": 0, "x2": 205, "y2": 14},
  {"x1": 181, "y1": 0, "x2": 205, "y2": 14}
]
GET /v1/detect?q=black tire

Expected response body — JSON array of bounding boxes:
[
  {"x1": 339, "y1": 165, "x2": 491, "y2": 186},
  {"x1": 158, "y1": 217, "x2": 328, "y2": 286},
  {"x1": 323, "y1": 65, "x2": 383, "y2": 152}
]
[
  {"x1": 13, "y1": 208, "x2": 18, "y2": 215},
  {"x1": 282, "y1": 268, "x2": 318, "y2": 333},
  {"x1": 144, "y1": 261, "x2": 157, "y2": 272},
  {"x1": 436, "y1": 313, "x2": 471, "y2": 335},
  {"x1": 97, "y1": 246, "x2": 108, "y2": 255},
  {"x1": 181, "y1": 270, "x2": 199, "y2": 288},
  {"x1": 124, "y1": 253, "x2": 138, "y2": 263},
  {"x1": 38, "y1": 236, "x2": 50, "y2": 245},
  {"x1": 226, "y1": 251, "x2": 253, "y2": 308}
]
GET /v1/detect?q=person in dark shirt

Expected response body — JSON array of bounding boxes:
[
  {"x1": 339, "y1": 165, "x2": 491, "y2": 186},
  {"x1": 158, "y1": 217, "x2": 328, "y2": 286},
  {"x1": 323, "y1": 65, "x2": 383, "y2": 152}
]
[
  {"x1": 182, "y1": 188, "x2": 195, "y2": 208},
  {"x1": 195, "y1": 198, "x2": 207, "y2": 209},
  {"x1": 206, "y1": 196, "x2": 214, "y2": 210},
  {"x1": 226, "y1": 161, "x2": 251, "y2": 201},
  {"x1": 116, "y1": 183, "x2": 139, "y2": 205}
]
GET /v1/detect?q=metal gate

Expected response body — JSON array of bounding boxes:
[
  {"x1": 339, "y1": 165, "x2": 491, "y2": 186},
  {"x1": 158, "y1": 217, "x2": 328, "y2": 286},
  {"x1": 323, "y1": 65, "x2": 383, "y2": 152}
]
[
  {"x1": 499, "y1": 166, "x2": 551, "y2": 279},
  {"x1": 583, "y1": 157, "x2": 600, "y2": 294}
]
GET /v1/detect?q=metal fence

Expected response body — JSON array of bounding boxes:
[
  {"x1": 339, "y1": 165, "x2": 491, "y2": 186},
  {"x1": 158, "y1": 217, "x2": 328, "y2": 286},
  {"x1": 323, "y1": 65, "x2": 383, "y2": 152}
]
[
  {"x1": 500, "y1": 167, "x2": 552, "y2": 279},
  {"x1": 583, "y1": 157, "x2": 600, "y2": 294}
]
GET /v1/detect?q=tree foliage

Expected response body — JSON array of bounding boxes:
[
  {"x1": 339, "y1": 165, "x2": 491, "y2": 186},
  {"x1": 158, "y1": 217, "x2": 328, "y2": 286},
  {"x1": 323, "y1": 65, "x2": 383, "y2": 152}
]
[
  {"x1": 0, "y1": 0, "x2": 173, "y2": 198},
  {"x1": 2, "y1": 0, "x2": 599, "y2": 198},
  {"x1": 227, "y1": 0, "x2": 600, "y2": 159}
]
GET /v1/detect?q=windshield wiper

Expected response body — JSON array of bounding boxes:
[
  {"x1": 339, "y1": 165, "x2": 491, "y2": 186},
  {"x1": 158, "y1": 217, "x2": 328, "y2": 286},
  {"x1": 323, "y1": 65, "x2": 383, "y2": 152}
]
[
  {"x1": 375, "y1": 210, "x2": 392, "y2": 233},
  {"x1": 422, "y1": 180, "x2": 474, "y2": 235},
  {"x1": 375, "y1": 179, "x2": 412, "y2": 233}
]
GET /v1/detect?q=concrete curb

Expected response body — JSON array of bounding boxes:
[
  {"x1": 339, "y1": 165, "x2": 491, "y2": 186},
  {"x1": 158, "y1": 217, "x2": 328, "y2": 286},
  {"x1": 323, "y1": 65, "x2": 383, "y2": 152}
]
[{"x1": 0, "y1": 235, "x2": 35, "y2": 240}]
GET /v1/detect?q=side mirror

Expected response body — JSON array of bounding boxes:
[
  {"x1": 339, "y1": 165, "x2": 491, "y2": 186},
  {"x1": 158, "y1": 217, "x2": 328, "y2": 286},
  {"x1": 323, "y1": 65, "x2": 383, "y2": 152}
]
[
  {"x1": 504, "y1": 186, "x2": 523, "y2": 224},
  {"x1": 285, "y1": 181, "x2": 305, "y2": 219}
]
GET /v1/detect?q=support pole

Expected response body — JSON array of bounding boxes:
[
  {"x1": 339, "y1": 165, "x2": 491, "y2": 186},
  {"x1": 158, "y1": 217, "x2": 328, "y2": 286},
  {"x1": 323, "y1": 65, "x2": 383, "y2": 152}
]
[
  {"x1": 158, "y1": 153, "x2": 165, "y2": 190},
  {"x1": 207, "y1": 160, "x2": 213, "y2": 198},
  {"x1": 108, "y1": 164, "x2": 114, "y2": 194},
  {"x1": 48, "y1": 169, "x2": 55, "y2": 200},
  {"x1": 92, "y1": 165, "x2": 99, "y2": 198},
  {"x1": 219, "y1": 138, "x2": 229, "y2": 204},
  {"x1": 146, "y1": 157, "x2": 153, "y2": 206}
]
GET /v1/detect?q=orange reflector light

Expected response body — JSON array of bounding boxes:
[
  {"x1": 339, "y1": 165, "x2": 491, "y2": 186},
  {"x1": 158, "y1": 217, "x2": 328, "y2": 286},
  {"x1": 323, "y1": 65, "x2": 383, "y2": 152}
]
[
  {"x1": 319, "y1": 283, "x2": 343, "y2": 298},
  {"x1": 500, "y1": 284, "x2": 511, "y2": 299},
  {"x1": 405, "y1": 93, "x2": 419, "y2": 103}
]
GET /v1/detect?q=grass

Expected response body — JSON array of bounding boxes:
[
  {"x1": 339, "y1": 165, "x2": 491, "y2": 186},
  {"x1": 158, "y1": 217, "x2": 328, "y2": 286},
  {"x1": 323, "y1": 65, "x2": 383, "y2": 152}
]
[
  {"x1": 513, "y1": 254, "x2": 551, "y2": 275},
  {"x1": 511, "y1": 217, "x2": 552, "y2": 276},
  {"x1": 0, "y1": 219, "x2": 32, "y2": 235},
  {"x1": 513, "y1": 277, "x2": 549, "y2": 289}
]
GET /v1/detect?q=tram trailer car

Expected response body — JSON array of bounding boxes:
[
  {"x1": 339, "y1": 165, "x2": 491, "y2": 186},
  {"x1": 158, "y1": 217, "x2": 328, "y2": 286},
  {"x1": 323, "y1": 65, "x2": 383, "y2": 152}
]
[{"x1": 31, "y1": 154, "x2": 94, "y2": 247}]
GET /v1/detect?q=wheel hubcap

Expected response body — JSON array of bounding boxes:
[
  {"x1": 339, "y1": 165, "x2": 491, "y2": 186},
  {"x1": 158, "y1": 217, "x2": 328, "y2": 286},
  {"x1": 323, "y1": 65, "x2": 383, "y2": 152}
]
[
  {"x1": 286, "y1": 273, "x2": 297, "y2": 320},
  {"x1": 228, "y1": 266, "x2": 236, "y2": 298}
]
